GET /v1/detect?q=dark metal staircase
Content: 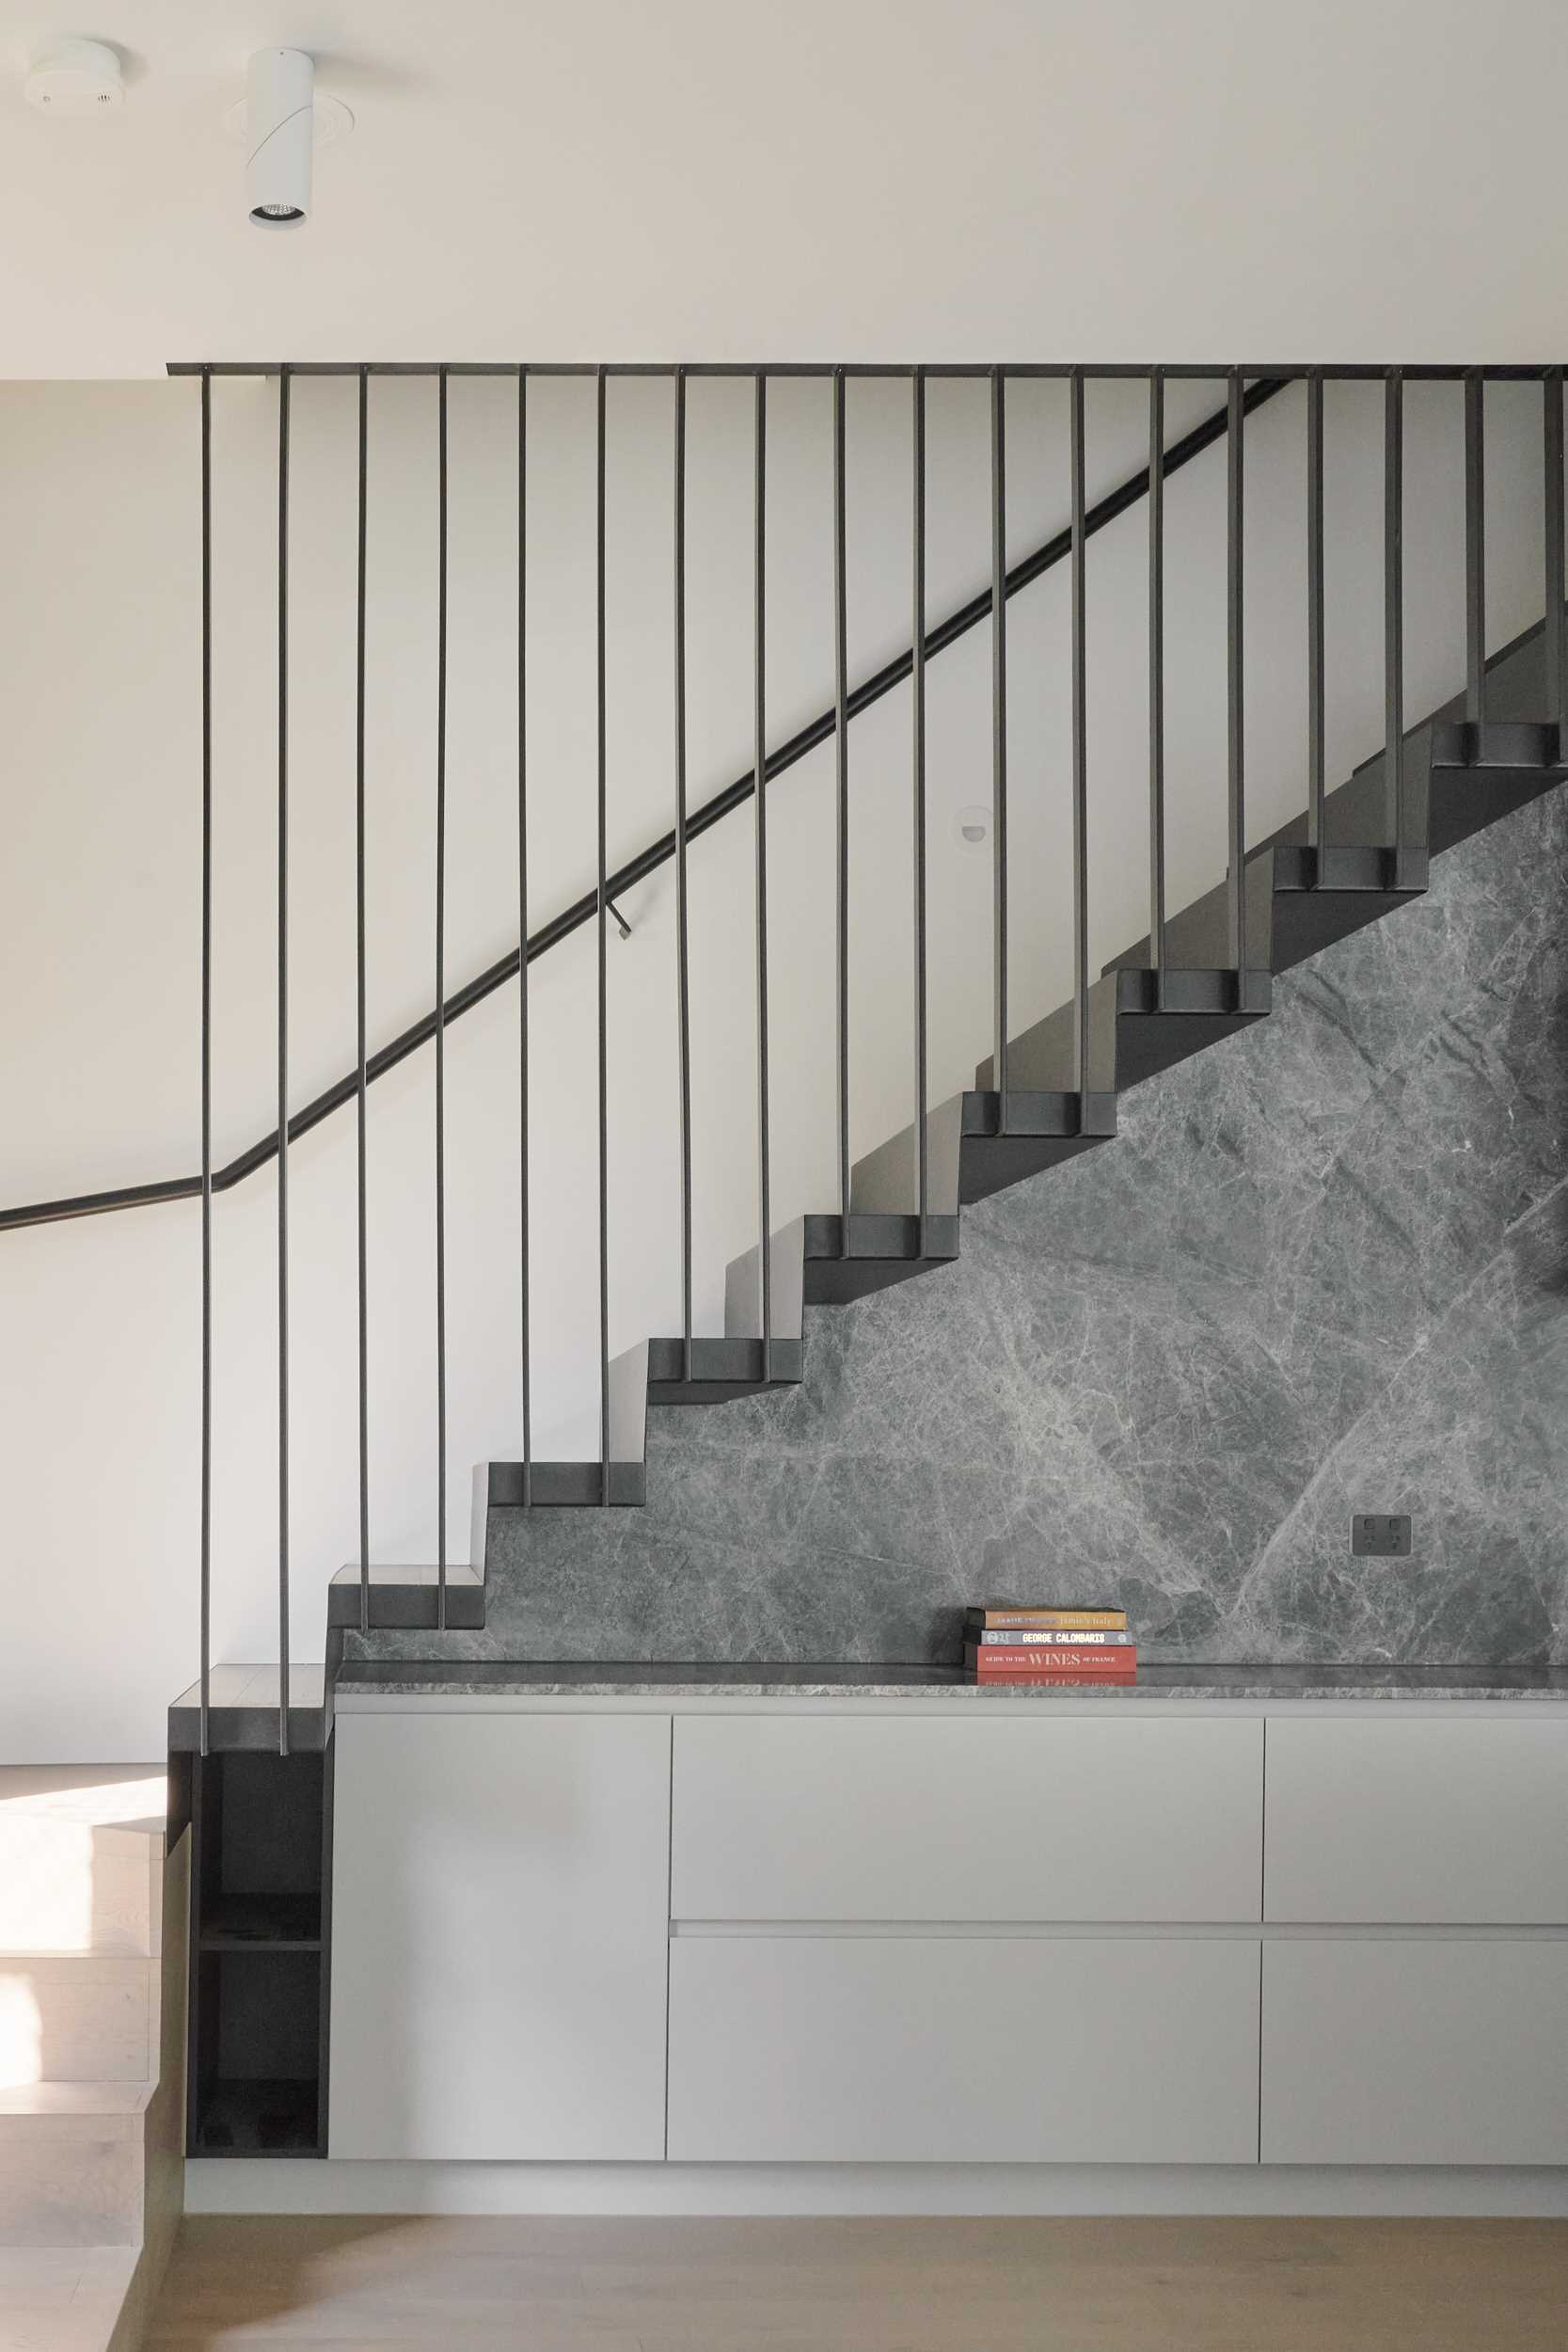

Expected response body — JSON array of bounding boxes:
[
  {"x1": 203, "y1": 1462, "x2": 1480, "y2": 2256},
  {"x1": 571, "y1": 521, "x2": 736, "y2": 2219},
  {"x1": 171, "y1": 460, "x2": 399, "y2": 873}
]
[
  {"x1": 2, "y1": 358, "x2": 1552, "y2": 1756},
  {"x1": 164, "y1": 611, "x2": 1561, "y2": 1755}
]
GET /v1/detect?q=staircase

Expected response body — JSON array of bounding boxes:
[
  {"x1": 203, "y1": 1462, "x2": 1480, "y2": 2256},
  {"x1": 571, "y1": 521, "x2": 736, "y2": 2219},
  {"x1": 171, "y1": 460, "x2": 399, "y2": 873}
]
[
  {"x1": 0, "y1": 1772, "x2": 185, "y2": 2352},
  {"x1": 0, "y1": 356, "x2": 1549, "y2": 1756},
  {"x1": 166, "y1": 600, "x2": 1568, "y2": 1752}
]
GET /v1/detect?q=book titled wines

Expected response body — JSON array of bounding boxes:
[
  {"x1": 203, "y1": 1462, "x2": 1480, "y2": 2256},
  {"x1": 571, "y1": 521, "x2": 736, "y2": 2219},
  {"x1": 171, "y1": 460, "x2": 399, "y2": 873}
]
[
  {"x1": 966, "y1": 1643, "x2": 1137, "y2": 1672},
  {"x1": 971, "y1": 1628, "x2": 1134, "y2": 1647},
  {"x1": 966, "y1": 1606, "x2": 1126, "y2": 1631}
]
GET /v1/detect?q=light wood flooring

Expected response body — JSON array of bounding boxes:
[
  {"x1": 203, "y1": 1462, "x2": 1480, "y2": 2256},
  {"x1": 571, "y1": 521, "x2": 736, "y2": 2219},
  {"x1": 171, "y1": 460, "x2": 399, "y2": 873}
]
[{"x1": 148, "y1": 2214, "x2": 1568, "y2": 2350}]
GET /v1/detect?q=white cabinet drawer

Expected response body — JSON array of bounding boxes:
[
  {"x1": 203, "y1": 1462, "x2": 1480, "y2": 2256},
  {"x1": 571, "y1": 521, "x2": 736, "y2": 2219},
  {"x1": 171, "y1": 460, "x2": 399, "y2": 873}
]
[
  {"x1": 1261, "y1": 1940, "x2": 1568, "y2": 2164},
  {"x1": 329, "y1": 1713, "x2": 671, "y2": 2159},
  {"x1": 1264, "y1": 1720, "x2": 1568, "y2": 1923},
  {"x1": 668, "y1": 1933, "x2": 1261, "y2": 2162},
  {"x1": 672, "y1": 1717, "x2": 1262, "y2": 1922}
]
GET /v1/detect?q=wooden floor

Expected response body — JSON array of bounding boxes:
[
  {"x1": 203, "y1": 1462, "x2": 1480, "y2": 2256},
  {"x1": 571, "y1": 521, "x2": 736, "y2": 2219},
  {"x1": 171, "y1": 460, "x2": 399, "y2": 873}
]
[{"x1": 148, "y1": 2214, "x2": 1568, "y2": 2350}]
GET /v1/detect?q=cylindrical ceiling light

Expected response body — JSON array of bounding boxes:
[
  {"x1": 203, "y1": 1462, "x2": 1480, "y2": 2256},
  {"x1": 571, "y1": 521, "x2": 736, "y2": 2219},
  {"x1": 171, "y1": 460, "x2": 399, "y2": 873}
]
[{"x1": 245, "y1": 47, "x2": 314, "y2": 230}]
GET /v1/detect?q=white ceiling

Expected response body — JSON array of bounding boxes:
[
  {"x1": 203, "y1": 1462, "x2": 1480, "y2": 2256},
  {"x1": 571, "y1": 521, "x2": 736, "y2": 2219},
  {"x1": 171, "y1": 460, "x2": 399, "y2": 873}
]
[{"x1": 4, "y1": 0, "x2": 1568, "y2": 377}]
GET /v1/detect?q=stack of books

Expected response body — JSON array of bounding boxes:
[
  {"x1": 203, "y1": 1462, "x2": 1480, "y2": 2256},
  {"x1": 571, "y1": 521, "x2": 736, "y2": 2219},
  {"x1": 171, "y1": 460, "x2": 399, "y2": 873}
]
[{"x1": 964, "y1": 1605, "x2": 1135, "y2": 1686}]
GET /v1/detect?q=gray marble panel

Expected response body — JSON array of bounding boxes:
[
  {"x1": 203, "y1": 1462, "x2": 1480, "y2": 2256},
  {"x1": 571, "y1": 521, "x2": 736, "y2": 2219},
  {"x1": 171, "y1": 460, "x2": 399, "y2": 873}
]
[{"x1": 352, "y1": 783, "x2": 1568, "y2": 1671}]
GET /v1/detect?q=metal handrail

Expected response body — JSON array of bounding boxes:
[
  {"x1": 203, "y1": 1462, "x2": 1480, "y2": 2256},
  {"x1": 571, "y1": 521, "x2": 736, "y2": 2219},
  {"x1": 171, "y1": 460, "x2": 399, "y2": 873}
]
[{"x1": 0, "y1": 375, "x2": 1286, "y2": 1237}]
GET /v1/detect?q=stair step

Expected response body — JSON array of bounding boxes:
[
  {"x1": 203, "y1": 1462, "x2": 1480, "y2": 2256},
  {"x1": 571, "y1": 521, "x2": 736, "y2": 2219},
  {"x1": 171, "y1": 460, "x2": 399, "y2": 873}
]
[
  {"x1": 0, "y1": 1956, "x2": 151, "y2": 2085},
  {"x1": 327, "y1": 1562, "x2": 484, "y2": 1631},
  {"x1": 167, "y1": 1665, "x2": 329, "y2": 1754},
  {"x1": 957, "y1": 1089, "x2": 1117, "y2": 1208},
  {"x1": 0, "y1": 2247, "x2": 141, "y2": 2352},
  {"x1": 1268, "y1": 843, "x2": 1428, "y2": 967},
  {"x1": 486, "y1": 1460, "x2": 646, "y2": 1509},
  {"x1": 647, "y1": 1335, "x2": 804, "y2": 1405},
  {"x1": 1428, "y1": 715, "x2": 1568, "y2": 850},
  {"x1": 0, "y1": 1821, "x2": 157, "y2": 1959},
  {"x1": 800, "y1": 1213, "x2": 960, "y2": 1303},
  {"x1": 1110, "y1": 965, "x2": 1271, "y2": 1086},
  {"x1": 0, "y1": 2082, "x2": 150, "y2": 2247},
  {"x1": 0, "y1": 2080, "x2": 152, "y2": 2117}
]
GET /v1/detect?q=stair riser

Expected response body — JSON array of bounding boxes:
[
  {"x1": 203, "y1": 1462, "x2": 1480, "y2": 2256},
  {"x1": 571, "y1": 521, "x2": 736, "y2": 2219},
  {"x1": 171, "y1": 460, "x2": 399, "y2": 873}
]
[
  {"x1": 0, "y1": 1961, "x2": 151, "y2": 2086},
  {"x1": 1114, "y1": 1005, "x2": 1267, "y2": 1089},
  {"x1": 0, "y1": 2115, "x2": 143, "y2": 2246},
  {"x1": 0, "y1": 1826, "x2": 153, "y2": 1959},
  {"x1": 804, "y1": 1254, "x2": 958, "y2": 1304},
  {"x1": 958, "y1": 1132, "x2": 1109, "y2": 1207},
  {"x1": 327, "y1": 1588, "x2": 486, "y2": 1631},
  {"x1": 1270, "y1": 889, "x2": 1419, "y2": 971},
  {"x1": 1429, "y1": 764, "x2": 1565, "y2": 853}
]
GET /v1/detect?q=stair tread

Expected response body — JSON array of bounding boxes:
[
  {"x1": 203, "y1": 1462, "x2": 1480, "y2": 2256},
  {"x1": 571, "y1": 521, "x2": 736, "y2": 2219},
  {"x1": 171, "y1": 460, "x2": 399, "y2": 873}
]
[
  {"x1": 328, "y1": 1562, "x2": 482, "y2": 1589},
  {"x1": 0, "y1": 2247, "x2": 140, "y2": 2349},
  {"x1": 648, "y1": 1338, "x2": 801, "y2": 1381},
  {"x1": 802, "y1": 1213, "x2": 959, "y2": 1260},
  {"x1": 0, "y1": 2080, "x2": 151, "y2": 2118},
  {"x1": 166, "y1": 1664, "x2": 325, "y2": 1710},
  {"x1": 0, "y1": 1769, "x2": 165, "y2": 1840},
  {"x1": 0, "y1": 1953, "x2": 149, "y2": 1974}
]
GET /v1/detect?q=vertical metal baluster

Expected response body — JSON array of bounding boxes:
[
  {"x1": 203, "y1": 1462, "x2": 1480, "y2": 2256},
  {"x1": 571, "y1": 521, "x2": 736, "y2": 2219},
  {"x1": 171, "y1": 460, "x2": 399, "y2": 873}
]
[
  {"x1": 990, "y1": 368, "x2": 1008, "y2": 1117},
  {"x1": 1227, "y1": 370, "x2": 1246, "y2": 979},
  {"x1": 1307, "y1": 371, "x2": 1325, "y2": 863},
  {"x1": 517, "y1": 370, "x2": 532, "y2": 1502},
  {"x1": 435, "y1": 370, "x2": 449, "y2": 1619},
  {"x1": 595, "y1": 367, "x2": 610, "y2": 1502},
  {"x1": 276, "y1": 365, "x2": 291, "y2": 1757},
  {"x1": 356, "y1": 368, "x2": 370, "y2": 1629},
  {"x1": 753, "y1": 373, "x2": 771, "y2": 1378},
  {"x1": 673, "y1": 370, "x2": 694, "y2": 1381},
  {"x1": 833, "y1": 371, "x2": 849, "y2": 1251},
  {"x1": 198, "y1": 368, "x2": 212, "y2": 1758},
  {"x1": 1069, "y1": 368, "x2": 1089, "y2": 1092},
  {"x1": 1386, "y1": 368, "x2": 1404, "y2": 851},
  {"x1": 1545, "y1": 367, "x2": 1565, "y2": 743},
  {"x1": 1465, "y1": 370, "x2": 1485, "y2": 728},
  {"x1": 1148, "y1": 369, "x2": 1165, "y2": 991},
  {"x1": 911, "y1": 369, "x2": 928, "y2": 1248}
]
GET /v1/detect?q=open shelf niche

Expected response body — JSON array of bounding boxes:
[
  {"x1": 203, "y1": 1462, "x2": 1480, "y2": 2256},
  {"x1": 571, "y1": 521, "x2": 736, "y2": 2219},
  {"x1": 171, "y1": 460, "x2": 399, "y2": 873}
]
[{"x1": 186, "y1": 1743, "x2": 332, "y2": 2156}]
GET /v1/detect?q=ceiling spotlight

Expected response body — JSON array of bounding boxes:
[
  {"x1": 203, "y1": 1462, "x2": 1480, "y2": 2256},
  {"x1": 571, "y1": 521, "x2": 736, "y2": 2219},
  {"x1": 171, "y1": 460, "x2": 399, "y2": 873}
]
[
  {"x1": 955, "y1": 803, "x2": 992, "y2": 851},
  {"x1": 230, "y1": 49, "x2": 354, "y2": 230},
  {"x1": 25, "y1": 38, "x2": 124, "y2": 116}
]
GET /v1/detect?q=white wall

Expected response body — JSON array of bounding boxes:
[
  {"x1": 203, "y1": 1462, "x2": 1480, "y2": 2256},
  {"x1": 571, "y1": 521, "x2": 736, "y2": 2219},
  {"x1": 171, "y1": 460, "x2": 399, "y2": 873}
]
[
  {"x1": 0, "y1": 372, "x2": 1557, "y2": 1757},
  {"x1": 8, "y1": 0, "x2": 1568, "y2": 376}
]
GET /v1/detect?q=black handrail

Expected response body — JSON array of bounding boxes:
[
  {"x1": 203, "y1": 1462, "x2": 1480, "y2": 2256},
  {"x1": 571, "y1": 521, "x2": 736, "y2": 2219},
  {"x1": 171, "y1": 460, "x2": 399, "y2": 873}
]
[{"x1": 1, "y1": 376, "x2": 1287, "y2": 1236}]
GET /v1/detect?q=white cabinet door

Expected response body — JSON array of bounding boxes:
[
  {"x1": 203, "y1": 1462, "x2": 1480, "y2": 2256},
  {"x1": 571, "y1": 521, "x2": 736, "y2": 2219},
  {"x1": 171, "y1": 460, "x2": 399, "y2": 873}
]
[
  {"x1": 673, "y1": 1717, "x2": 1262, "y2": 1923},
  {"x1": 1261, "y1": 1940, "x2": 1568, "y2": 2164},
  {"x1": 329, "y1": 1712, "x2": 671, "y2": 2159},
  {"x1": 1264, "y1": 1719, "x2": 1568, "y2": 1924},
  {"x1": 669, "y1": 1934, "x2": 1261, "y2": 2162}
]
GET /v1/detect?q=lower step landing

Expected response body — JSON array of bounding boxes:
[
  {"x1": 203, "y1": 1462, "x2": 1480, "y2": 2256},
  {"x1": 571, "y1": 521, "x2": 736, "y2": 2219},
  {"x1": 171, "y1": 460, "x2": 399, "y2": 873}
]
[{"x1": 0, "y1": 1765, "x2": 184, "y2": 2351}]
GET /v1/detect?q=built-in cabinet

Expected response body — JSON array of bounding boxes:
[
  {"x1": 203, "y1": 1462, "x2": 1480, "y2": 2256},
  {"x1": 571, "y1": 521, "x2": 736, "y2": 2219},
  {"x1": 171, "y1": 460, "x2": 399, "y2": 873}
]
[
  {"x1": 329, "y1": 1703, "x2": 1568, "y2": 2169},
  {"x1": 328, "y1": 1712, "x2": 671, "y2": 2159},
  {"x1": 671, "y1": 1715, "x2": 1263, "y2": 1922},
  {"x1": 668, "y1": 1934, "x2": 1260, "y2": 2163},
  {"x1": 1260, "y1": 1940, "x2": 1568, "y2": 2165}
]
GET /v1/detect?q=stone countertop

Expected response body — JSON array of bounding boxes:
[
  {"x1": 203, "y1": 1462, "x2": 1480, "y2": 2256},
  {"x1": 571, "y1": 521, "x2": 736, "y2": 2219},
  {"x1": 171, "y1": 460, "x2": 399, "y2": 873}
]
[{"x1": 333, "y1": 1660, "x2": 1568, "y2": 1703}]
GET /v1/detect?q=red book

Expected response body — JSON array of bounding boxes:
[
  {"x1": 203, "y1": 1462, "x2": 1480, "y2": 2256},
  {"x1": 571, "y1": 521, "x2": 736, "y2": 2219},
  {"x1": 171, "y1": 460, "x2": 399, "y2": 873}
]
[{"x1": 967, "y1": 1643, "x2": 1137, "y2": 1672}]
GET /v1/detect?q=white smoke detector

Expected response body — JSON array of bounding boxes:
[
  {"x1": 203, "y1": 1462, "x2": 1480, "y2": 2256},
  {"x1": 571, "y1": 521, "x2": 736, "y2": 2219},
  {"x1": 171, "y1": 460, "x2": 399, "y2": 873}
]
[
  {"x1": 223, "y1": 50, "x2": 354, "y2": 230},
  {"x1": 25, "y1": 38, "x2": 124, "y2": 115}
]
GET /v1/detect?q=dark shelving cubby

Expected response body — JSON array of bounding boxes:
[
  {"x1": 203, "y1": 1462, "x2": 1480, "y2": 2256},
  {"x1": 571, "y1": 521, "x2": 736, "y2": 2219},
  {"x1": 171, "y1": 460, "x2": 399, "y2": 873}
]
[
  {"x1": 184, "y1": 1743, "x2": 332, "y2": 2157},
  {"x1": 194, "y1": 2075, "x2": 321, "y2": 2157},
  {"x1": 199, "y1": 1891, "x2": 323, "y2": 1949}
]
